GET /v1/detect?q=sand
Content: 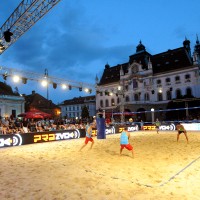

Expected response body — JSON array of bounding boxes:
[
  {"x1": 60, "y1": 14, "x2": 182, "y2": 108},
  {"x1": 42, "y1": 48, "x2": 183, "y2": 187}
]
[{"x1": 0, "y1": 131, "x2": 200, "y2": 200}]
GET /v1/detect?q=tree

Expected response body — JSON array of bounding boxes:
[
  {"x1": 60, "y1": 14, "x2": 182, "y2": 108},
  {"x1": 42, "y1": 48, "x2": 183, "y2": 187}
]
[{"x1": 81, "y1": 105, "x2": 90, "y2": 120}]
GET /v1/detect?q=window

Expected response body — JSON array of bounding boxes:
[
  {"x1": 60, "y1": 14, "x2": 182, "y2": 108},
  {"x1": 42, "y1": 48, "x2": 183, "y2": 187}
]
[
  {"x1": 186, "y1": 87, "x2": 192, "y2": 96},
  {"x1": 157, "y1": 79, "x2": 162, "y2": 87},
  {"x1": 165, "y1": 78, "x2": 171, "y2": 85},
  {"x1": 166, "y1": 90, "x2": 172, "y2": 100},
  {"x1": 144, "y1": 93, "x2": 150, "y2": 101},
  {"x1": 175, "y1": 76, "x2": 180, "y2": 83},
  {"x1": 133, "y1": 80, "x2": 138, "y2": 89},
  {"x1": 111, "y1": 98, "x2": 115, "y2": 106},
  {"x1": 185, "y1": 74, "x2": 191, "y2": 82},
  {"x1": 157, "y1": 93, "x2": 163, "y2": 101},
  {"x1": 176, "y1": 89, "x2": 182, "y2": 98},
  {"x1": 105, "y1": 99, "x2": 109, "y2": 107},
  {"x1": 117, "y1": 97, "x2": 120, "y2": 104},
  {"x1": 134, "y1": 94, "x2": 139, "y2": 101},
  {"x1": 100, "y1": 100, "x2": 104, "y2": 107},
  {"x1": 125, "y1": 95, "x2": 130, "y2": 102}
]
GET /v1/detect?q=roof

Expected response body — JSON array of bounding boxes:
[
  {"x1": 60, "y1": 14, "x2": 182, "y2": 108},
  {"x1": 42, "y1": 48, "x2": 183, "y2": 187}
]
[
  {"x1": 152, "y1": 47, "x2": 193, "y2": 74},
  {"x1": 25, "y1": 91, "x2": 60, "y2": 110},
  {"x1": 98, "y1": 43, "x2": 193, "y2": 86},
  {"x1": 61, "y1": 95, "x2": 95, "y2": 106},
  {"x1": 0, "y1": 81, "x2": 19, "y2": 96}
]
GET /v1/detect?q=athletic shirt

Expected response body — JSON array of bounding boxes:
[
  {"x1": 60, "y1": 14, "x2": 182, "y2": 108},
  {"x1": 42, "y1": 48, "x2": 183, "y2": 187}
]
[
  {"x1": 120, "y1": 131, "x2": 128, "y2": 145},
  {"x1": 179, "y1": 125, "x2": 184, "y2": 131},
  {"x1": 86, "y1": 125, "x2": 92, "y2": 138}
]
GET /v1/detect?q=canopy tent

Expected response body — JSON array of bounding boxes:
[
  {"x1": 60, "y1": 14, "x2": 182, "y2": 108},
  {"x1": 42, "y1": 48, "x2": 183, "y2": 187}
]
[
  {"x1": 18, "y1": 109, "x2": 52, "y2": 119},
  {"x1": 18, "y1": 112, "x2": 44, "y2": 119},
  {"x1": 29, "y1": 108, "x2": 52, "y2": 118}
]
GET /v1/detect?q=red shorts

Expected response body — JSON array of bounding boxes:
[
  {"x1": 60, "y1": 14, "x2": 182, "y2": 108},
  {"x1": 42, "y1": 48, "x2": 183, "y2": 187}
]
[
  {"x1": 120, "y1": 144, "x2": 133, "y2": 151},
  {"x1": 85, "y1": 137, "x2": 94, "y2": 144}
]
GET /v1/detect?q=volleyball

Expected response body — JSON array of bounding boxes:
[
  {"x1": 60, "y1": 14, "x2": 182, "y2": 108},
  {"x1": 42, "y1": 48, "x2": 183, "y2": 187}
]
[{"x1": 129, "y1": 118, "x2": 133, "y2": 123}]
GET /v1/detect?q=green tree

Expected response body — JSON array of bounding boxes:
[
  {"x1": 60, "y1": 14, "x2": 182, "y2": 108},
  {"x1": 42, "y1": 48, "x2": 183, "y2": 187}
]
[{"x1": 81, "y1": 105, "x2": 90, "y2": 120}]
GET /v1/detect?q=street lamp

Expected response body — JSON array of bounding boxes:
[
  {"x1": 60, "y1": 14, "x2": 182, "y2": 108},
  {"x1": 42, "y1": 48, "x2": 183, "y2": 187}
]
[
  {"x1": 44, "y1": 68, "x2": 49, "y2": 100},
  {"x1": 151, "y1": 108, "x2": 155, "y2": 123}
]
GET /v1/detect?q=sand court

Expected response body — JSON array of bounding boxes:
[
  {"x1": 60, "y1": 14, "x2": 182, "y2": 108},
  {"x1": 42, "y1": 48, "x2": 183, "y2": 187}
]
[{"x1": 0, "y1": 131, "x2": 200, "y2": 200}]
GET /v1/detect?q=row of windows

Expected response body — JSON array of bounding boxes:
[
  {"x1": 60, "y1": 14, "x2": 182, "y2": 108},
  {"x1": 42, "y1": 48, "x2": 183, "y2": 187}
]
[
  {"x1": 65, "y1": 105, "x2": 90, "y2": 111},
  {"x1": 99, "y1": 88, "x2": 192, "y2": 107}
]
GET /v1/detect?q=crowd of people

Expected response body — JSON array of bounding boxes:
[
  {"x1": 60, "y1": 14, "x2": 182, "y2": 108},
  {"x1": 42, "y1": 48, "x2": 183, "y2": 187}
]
[{"x1": 0, "y1": 117, "x2": 88, "y2": 135}]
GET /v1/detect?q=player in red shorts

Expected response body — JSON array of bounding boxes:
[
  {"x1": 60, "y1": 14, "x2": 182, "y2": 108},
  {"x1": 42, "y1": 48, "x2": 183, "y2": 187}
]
[
  {"x1": 120, "y1": 126, "x2": 134, "y2": 157},
  {"x1": 79, "y1": 121, "x2": 94, "y2": 151}
]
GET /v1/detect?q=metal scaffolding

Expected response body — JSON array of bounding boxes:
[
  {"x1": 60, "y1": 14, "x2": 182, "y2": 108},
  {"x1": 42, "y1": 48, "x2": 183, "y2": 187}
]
[{"x1": 0, "y1": 0, "x2": 61, "y2": 54}]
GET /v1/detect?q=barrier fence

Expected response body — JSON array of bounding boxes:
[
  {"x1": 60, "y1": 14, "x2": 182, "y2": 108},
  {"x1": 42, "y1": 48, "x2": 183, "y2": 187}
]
[{"x1": 1, "y1": 123, "x2": 200, "y2": 148}]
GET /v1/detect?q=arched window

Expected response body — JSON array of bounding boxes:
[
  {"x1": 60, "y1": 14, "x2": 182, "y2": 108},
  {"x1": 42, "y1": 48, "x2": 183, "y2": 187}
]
[
  {"x1": 133, "y1": 80, "x2": 138, "y2": 89},
  {"x1": 111, "y1": 98, "x2": 115, "y2": 106},
  {"x1": 166, "y1": 90, "x2": 172, "y2": 100},
  {"x1": 125, "y1": 95, "x2": 130, "y2": 102},
  {"x1": 134, "y1": 93, "x2": 139, "y2": 101},
  {"x1": 157, "y1": 92, "x2": 163, "y2": 101},
  {"x1": 176, "y1": 89, "x2": 182, "y2": 98},
  {"x1": 144, "y1": 93, "x2": 150, "y2": 101},
  {"x1": 186, "y1": 87, "x2": 192, "y2": 96},
  {"x1": 100, "y1": 100, "x2": 103, "y2": 107},
  {"x1": 105, "y1": 99, "x2": 109, "y2": 107}
]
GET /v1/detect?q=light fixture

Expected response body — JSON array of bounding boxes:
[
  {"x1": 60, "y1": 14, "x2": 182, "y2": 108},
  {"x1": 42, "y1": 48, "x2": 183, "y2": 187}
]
[
  {"x1": 3, "y1": 73, "x2": 8, "y2": 80},
  {"x1": 41, "y1": 80, "x2": 48, "y2": 87},
  {"x1": 53, "y1": 82, "x2": 57, "y2": 89},
  {"x1": 68, "y1": 85, "x2": 72, "y2": 90},
  {"x1": 84, "y1": 88, "x2": 89, "y2": 93},
  {"x1": 62, "y1": 84, "x2": 67, "y2": 89},
  {"x1": 13, "y1": 75, "x2": 20, "y2": 83},
  {"x1": 3, "y1": 29, "x2": 13, "y2": 43},
  {"x1": 22, "y1": 77, "x2": 27, "y2": 84}
]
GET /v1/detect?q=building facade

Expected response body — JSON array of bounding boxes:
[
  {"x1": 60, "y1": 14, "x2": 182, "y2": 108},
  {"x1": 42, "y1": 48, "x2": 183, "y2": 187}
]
[
  {"x1": 96, "y1": 37, "x2": 200, "y2": 122},
  {"x1": 59, "y1": 95, "x2": 96, "y2": 119},
  {"x1": 0, "y1": 82, "x2": 25, "y2": 118}
]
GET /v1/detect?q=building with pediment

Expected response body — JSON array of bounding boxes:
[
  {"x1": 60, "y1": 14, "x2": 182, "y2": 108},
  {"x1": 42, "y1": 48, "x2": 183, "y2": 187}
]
[
  {"x1": 0, "y1": 81, "x2": 25, "y2": 118},
  {"x1": 96, "y1": 37, "x2": 200, "y2": 122}
]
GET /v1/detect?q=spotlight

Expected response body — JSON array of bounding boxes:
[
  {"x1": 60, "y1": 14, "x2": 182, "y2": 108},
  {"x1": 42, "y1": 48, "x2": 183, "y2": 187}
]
[
  {"x1": 3, "y1": 29, "x2": 13, "y2": 43},
  {"x1": 79, "y1": 87, "x2": 82, "y2": 91},
  {"x1": 22, "y1": 77, "x2": 27, "y2": 84},
  {"x1": 13, "y1": 75, "x2": 20, "y2": 83},
  {"x1": 53, "y1": 82, "x2": 57, "y2": 89},
  {"x1": 62, "y1": 84, "x2": 67, "y2": 89},
  {"x1": 0, "y1": 43, "x2": 5, "y2": 50},
  {"x1": 3, "y1": 73, "x2": 8, "y2": 80}
]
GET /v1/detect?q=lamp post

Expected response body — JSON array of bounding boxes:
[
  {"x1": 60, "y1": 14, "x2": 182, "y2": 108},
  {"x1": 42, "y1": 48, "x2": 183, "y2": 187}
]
[
  {"x1": 44, "y1": 68, "x2": 49, "y2": 100},
  {"x1": 151, "y1": 108, "x2": 155, "y2": 123}
]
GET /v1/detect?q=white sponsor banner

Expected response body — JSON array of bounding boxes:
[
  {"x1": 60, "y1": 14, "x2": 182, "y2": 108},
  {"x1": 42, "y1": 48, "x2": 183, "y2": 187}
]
[{"x1": 181, "y1": 123, "x2": 200, "y2": 131}]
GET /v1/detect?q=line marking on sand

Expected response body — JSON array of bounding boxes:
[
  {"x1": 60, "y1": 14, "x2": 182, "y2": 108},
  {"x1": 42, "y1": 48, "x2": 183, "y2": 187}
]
[{"x1": 85, "y1": 155, "x2": 200, "y2": 188}]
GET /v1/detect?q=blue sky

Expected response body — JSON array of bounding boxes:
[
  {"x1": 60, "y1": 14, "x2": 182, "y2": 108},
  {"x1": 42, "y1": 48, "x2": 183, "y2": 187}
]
[{"x1": 0, "y1": 0, "x2": 200, "y2": 104}]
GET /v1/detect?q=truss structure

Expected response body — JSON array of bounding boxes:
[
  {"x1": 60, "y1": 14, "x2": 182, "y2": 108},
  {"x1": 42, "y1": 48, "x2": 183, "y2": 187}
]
[
  {"x1": 0, "y1": 0, "x2": 61, "y2": 54},
  {"x1": 0, "y1": 66, "x2": 95, "y2": 90}
]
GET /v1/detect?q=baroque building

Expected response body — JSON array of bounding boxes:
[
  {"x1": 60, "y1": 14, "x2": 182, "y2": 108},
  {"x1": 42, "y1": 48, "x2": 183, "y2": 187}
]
[{"x1": 96, "y1": 37, "x2": 200, "y2": 122}]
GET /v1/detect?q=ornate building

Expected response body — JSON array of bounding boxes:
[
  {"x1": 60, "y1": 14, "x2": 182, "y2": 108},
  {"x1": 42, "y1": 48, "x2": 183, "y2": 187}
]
[
  {"x1": 0, "y1": 81, "x2": 25, "y2": 118},
  {"x1": 96, "y1": 37, "x2": 200, "y2": 122}
]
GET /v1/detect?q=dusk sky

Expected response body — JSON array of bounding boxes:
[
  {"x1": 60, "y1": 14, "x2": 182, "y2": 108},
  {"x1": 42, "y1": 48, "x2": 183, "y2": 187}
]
[{"x1": 0, "y1": 0, "x2": 200, "y2": 104}]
